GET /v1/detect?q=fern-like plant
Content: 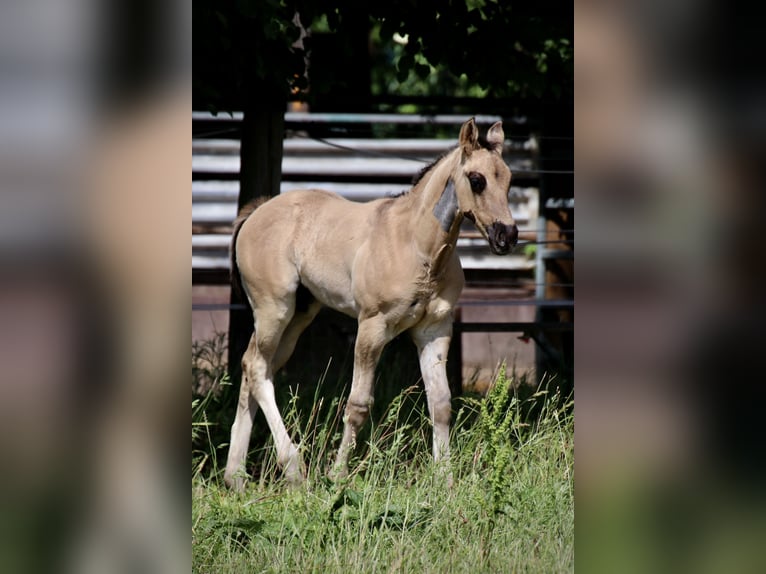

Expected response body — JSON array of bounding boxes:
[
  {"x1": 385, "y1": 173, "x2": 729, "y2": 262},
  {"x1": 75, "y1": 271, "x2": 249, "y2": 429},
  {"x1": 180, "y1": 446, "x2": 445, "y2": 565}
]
[{"x1": 476, "y1": 363, "x2": 518, "y2": 519}]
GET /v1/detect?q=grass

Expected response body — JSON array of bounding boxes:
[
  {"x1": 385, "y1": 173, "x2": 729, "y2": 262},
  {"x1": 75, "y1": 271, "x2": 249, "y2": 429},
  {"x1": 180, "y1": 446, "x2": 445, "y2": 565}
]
[{"x1": 192, "y1": 336, "x2": 573, "y2": 573}]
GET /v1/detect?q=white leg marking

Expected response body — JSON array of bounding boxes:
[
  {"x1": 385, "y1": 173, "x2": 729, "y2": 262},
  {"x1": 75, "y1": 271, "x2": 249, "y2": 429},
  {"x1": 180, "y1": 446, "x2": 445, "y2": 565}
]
[{"x1": 413, "y1": 320, "x2": 453, "y2": 469}]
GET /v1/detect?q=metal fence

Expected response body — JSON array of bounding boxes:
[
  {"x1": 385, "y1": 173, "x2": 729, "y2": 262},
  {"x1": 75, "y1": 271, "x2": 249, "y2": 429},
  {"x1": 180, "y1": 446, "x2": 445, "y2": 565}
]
[{"x1": 192, "y1": 111, "x2": 573, "y2": 384}]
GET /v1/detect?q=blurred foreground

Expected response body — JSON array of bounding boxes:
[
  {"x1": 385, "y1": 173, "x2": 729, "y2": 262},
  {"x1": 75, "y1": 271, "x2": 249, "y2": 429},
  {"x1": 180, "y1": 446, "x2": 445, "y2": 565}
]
[
  {"x1": 576, "y1": 1, "x2": 766, "y2": 572},
  {"x1": 0, "y1": 1, "x2": 189, "y2": 572}
]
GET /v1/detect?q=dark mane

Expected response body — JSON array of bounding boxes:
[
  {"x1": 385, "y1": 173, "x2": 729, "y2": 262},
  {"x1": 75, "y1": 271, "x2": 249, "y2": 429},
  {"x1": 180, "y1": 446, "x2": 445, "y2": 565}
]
[
  {"x1": 411, "y1": 148, "x2": 453, "y2": 186},
  {"x1": 410, "y1": 135, "x2": 501, "y2": 187}
]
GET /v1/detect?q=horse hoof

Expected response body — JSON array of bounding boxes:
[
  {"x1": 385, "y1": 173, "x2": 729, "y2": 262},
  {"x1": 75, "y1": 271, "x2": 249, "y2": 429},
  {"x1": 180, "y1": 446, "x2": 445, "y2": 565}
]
[
  {"x1": 329, "y1": 464, "x2": 349, "y2": 484},
  {"x1": 224, "y1": 473, "x2": 246, "y2": 492},
  {"x1": 283, "y1": 457, "x2": 306, "y2": 486}
]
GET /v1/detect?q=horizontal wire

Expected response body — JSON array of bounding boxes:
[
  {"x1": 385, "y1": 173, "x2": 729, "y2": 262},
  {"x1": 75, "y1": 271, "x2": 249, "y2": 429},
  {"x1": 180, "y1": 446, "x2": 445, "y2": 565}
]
[
  {"x1": 513, "y1": 169, "x2": 574, "y2": 175},
  {"x1": 192, "y1": 299, "x2": 574, "y2": 312},
  {"x1": 293, "y1": 133, "x2": 428, "y2": 163},
  {"x1": 192, "y1": 121, "x2": 574, "y2": 142},
  {"x1": 192, "y1": 127, "x2": 241, "y2": 138},
  {"x1": 191, "y1": 228, "x2": 575, "y2": 235},
  {"x1": 516, "y1": 240, "x2": 574, "y2": 245},
  {"x1": 193, "y1": 130, "x2": 574, "y2": 175},
  {"x1": 458, "y1": 301, "x2": 574, "y2": 308}
]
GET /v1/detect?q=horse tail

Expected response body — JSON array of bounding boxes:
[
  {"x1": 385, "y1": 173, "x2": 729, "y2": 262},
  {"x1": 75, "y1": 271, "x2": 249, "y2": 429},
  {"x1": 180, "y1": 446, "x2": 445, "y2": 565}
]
[{"x1": 230, "y1": 197, "x2": 269, "y2": 303}]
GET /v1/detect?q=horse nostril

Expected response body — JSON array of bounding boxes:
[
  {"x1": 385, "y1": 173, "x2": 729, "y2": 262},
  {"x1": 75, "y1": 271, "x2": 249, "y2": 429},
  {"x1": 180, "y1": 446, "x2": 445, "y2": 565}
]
[{"x1": 488, "y1": 222, "x2": 517, "y2": 253}]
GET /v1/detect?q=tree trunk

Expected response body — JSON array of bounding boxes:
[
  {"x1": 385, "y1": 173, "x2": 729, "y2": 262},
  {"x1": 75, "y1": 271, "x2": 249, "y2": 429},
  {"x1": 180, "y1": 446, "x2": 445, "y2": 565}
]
[
  {"x1": 237, "y1": 102, "x2": 285, "y2": 209},
  {"x1": 228, "y1": 98, "x2": 286, "y2": 376}
]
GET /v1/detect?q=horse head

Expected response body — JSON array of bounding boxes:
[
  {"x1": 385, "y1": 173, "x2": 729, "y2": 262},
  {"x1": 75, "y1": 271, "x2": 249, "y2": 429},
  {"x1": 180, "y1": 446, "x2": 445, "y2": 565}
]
[{"x1": 452, "y1": 118, "x2": 518, "y2": 255}]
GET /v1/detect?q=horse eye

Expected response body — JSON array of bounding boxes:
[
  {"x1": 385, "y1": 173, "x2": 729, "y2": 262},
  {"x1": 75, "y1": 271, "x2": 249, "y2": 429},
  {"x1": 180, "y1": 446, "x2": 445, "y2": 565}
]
[{"x1": 468, "y1": 173, "x2": 486, "y2": 194}]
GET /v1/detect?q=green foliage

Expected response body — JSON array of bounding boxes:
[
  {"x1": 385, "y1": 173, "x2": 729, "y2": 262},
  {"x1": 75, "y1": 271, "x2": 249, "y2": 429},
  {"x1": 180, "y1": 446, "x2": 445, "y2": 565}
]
[
  {"x1": 194, "y1": 0, "x2": 572, "y2": 110},
  {"x1": 192, "y1": 347, "x2": 573, "y2": 572},
  {"x1": 193, "y1": 0, "x2": 312, "y2": 110},
  {"x1": 368, "y1": 4, "x2": 572, "y2": 100},
  {"x1": 369, "y1": 26, "x2": 491, "y2": 100},
  {"x1": 524, "y1": 243, "x2": 538, "y2": 259},
  {"x1": 475, "y1": 363, "x2": 518, "y2": 517}
]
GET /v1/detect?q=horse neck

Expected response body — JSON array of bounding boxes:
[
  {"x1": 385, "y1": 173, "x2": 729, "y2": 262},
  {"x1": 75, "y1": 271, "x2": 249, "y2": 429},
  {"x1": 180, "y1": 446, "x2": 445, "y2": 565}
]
[{"x1": 407, "y1": 149, "x2": 463, "y2": 264}]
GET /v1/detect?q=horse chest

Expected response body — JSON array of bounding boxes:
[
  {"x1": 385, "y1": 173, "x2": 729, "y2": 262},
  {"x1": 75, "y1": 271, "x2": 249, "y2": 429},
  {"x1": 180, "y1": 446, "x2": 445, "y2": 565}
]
[
  {"x1": 393, "y1": 290, "x2": 453, "y2": 332},
  {"x1": 401, "y1": 298, "x2": 428, "y2": 326}
]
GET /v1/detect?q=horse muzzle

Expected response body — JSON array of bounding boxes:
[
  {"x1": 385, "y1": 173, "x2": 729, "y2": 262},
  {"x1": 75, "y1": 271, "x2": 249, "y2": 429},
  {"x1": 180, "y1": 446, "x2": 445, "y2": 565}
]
[{"x1": 487, "y1": 222, "x2": 518, "y2": 255}]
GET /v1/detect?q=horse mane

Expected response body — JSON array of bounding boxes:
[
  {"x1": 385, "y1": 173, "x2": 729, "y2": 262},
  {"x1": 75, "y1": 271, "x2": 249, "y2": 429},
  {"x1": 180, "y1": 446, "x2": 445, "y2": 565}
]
[
  {"x1": 410, "y1": 136, "x2": 501, "y2": 187},
  {"x1": 411, "y1": 149, "x2": 452, "y2": 186}
]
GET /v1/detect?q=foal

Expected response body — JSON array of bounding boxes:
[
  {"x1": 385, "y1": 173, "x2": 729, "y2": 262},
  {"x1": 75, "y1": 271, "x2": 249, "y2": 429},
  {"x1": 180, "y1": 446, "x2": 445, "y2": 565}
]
[{"x1": 224, "y1": 118, "x2": 517, "y2": 489}]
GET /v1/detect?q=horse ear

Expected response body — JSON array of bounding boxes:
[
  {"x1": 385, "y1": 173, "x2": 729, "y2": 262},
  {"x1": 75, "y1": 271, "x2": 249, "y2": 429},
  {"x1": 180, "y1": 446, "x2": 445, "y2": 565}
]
[
  {"x1": 486, "y1": 121, "x2": 505, "y2": 154},
  {"x1": 459, "y1": 117, "x2": 479, "y2": 156}
]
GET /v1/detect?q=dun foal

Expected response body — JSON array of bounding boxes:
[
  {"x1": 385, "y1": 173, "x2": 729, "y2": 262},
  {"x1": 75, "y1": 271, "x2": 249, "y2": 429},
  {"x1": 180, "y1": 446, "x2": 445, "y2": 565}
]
[{"x1": 224, "y1": 118, "x2": 518, "y2": 489}]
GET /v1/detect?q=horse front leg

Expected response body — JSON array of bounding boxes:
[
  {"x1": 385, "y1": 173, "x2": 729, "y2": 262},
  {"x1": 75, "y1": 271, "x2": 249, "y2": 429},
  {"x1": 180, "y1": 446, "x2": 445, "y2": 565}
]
[
  {"x1": 412, "y1": 319, "x2": 453, "y2": 466},
  {"x1": 333, "y1": 315, "x2": 388, "y2": 480}
]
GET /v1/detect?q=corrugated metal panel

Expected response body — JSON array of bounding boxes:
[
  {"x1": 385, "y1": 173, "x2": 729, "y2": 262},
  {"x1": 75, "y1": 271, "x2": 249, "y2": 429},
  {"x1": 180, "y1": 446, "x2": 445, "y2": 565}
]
[{"x1": 192, "y1": 114, "x2": 540, "y2": 274}]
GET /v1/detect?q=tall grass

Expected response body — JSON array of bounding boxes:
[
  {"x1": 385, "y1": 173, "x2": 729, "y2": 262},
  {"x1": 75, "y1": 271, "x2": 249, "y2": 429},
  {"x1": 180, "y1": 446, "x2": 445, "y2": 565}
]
[{"x1": 192, "y1": 342, "x2": 574, "y2": 573}]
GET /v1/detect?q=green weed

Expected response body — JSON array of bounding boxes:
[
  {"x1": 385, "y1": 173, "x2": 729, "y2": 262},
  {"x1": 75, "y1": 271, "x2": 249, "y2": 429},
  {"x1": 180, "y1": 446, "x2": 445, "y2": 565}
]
[{"x1": 192, "y1": 338, "x2": 573, "y2": 573}]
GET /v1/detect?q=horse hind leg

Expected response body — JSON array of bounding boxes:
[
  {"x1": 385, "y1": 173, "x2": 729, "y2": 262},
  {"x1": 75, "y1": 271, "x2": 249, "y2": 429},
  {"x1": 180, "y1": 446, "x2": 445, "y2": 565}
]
[
  {"x1": 224, "y1": 333, "x2": 261, "y2": 491},
  {"x1": 273, "y1": 287, "x2": 322, "y2": 371},
  {"x1": 224, "y1": 298, "x2": 305, "y2": 488},
  {"x1": 254, "y1": 301, "x2": 309, "y2": 484}
]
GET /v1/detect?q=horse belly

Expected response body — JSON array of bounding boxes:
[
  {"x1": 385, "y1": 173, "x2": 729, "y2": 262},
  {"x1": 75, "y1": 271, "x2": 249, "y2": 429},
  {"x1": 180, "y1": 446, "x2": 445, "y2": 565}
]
[
  {"x1": 299, "y1": 267, "x2": 359, "y2": 317},
  {"x1": 289, "y1": 191, "x2": 377, "y2": 317}
]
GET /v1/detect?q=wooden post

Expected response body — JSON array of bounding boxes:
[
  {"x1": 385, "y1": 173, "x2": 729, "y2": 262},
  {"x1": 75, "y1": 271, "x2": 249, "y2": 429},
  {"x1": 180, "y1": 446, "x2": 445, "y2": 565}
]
[
  {"x1": 448, "y1": 307, "x2": 463, "y2": 398},
  {"x1": 237, "y1": 102, "x2": 285, "y2": 210},
  {"x1": 536, "y1": 103, "x2": 574, "y2": 388}
]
